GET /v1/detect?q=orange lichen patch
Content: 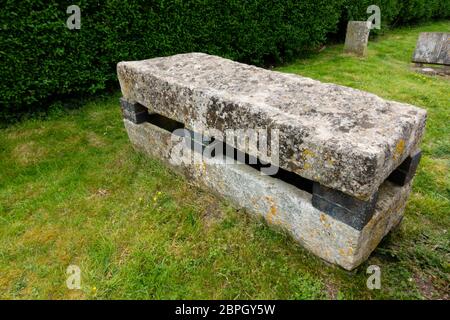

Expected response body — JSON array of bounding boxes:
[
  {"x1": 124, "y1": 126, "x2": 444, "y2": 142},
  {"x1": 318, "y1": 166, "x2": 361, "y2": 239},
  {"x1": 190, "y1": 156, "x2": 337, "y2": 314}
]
[
  {"x1": 300, "y1": 148, "x2": 316, "y2": 170},
  {"x1": 338, "y1": 247, "x2": 354, "y2": 257},
  {"x1": 194, "y1": 161, "x2": 207, "y2": 175},
  {"x1": 302, "y1": 149, "x2": 316, "y2": 158},
  {"x1": 303, "y1": 162, "x2": 312, "y2": 170},
  {"x1": 394, "y1": 139, "x2": 405, "y2": 160},
  {"x1": 319, "y1": 213, "x2": 331, "y2": 229},
  {"x1": 267, "y1": 205, "x2": 277, "y2": 224},
  {"x1": 12, "y1": 142, "x2": 48, "y2": 166},
  {"x1": 265, "y1": 196, "x2": 278, "y2": 225}
]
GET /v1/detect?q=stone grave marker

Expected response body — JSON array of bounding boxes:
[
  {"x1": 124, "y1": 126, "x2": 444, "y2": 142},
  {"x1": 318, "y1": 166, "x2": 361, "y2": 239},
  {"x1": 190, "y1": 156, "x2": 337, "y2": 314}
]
[
  {"x1": 344, "y1": 21, "x2": 372, "y2": 57},
  {"x1": 412, "y1": 32, "x2": 450, "y2": 76}
]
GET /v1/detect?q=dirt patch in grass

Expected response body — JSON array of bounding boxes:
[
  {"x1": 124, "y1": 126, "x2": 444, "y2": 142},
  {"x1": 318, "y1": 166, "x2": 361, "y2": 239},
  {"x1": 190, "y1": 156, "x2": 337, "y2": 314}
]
[
  {"x1": 201, "y1": 199, "x2": 226, "y2": 229},
  {"x1": 88, "y1": 188, "x2": 110, "y2": 199},
  {"x1": 86, "y1": 132, "x2": 106, "y2": 148},
  {"x1": 413, "y1": 273, "x2": 448, "y2": 300},
  {"x1": 324, "y1": 281, "x2": 339, "y2": 300},
  {"x1": 12, "y1": 142, "x2": 48, "y2": 166},
  {"x1": 6, "y1": 127, "x2": 47, "y2": 140}
]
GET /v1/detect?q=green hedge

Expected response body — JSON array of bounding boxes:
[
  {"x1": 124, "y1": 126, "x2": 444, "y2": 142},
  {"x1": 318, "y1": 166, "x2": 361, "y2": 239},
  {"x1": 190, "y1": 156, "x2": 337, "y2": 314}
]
[
  {"x1": 1, "y1": 0, "x2": 448, "y2": 120},
  {"x1": 343, "y1": 0, "x2": 402, "y2": 29},
  {"x1": 399, "y1": 0, "x2": 450, "y2": 23},
  {"x1": 342, "y1": 0, "x2": 450, "y2": 31}
]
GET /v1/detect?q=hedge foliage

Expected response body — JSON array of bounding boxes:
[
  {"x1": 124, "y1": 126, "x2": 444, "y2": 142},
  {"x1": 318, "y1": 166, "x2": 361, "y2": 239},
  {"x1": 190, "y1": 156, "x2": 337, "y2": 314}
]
[
  {"x1": 343, "y1": 0, "x2": 449, "y2": 25},
  {"x1": 1, "y1": 0, "x2": 449, "y2": 119}
]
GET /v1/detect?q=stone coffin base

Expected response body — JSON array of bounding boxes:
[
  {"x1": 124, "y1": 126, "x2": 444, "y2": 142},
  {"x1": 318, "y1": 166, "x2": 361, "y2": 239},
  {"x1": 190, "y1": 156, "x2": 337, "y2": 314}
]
[
  {"x1": 124, "y1": 119, "x2": 412, "y2": 270},
  {"x1": 411, "y1": 64, "x2": 450, "y2": 77}
]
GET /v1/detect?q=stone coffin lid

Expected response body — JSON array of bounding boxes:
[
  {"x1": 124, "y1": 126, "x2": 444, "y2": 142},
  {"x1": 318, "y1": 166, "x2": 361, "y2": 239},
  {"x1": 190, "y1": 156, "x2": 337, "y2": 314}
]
[
  {"x1": 117, "y1": 53, "x2": 427, "y2": 200},
  {"x1": 412, "y1": 32, "x2": 450, "y2": 66}
]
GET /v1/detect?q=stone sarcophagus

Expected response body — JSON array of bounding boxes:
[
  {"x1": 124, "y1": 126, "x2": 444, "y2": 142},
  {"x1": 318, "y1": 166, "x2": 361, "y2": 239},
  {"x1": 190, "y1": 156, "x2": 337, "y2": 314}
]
[{"x1": 117, "y1": 53, "x2": 427, "y2": 270}]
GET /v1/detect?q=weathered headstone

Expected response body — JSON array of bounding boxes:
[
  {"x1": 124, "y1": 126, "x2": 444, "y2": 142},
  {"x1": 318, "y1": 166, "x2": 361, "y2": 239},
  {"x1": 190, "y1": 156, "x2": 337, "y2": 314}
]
[
  {"x1": 344, "y1": 21, "x2": 372, "y2": 57},
  {"x1": 412, "y1": 32, "x2": 449, "y2": 66},
  {"x1": 117, "y1": 53, "x2": 427, "y2": 270},
  {"x1": 412, "y1": 32, "x2": 450, "y2": 76}
]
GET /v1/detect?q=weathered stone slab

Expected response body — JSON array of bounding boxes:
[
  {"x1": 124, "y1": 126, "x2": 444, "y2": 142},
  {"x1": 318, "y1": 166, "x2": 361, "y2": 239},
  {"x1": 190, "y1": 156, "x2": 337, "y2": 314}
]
[
  {"x1": 344, "y1": 21, "x2": 371, "y2": 57},
  {"x1": 117, "y1": 53, "x2": 427, "y2": 201},
  {"x1": 412, "y1": 32, "x2": 450, "y2": 66},
  {"x1": 123, "y1": 118, "x2": 412, "y2": 270}
]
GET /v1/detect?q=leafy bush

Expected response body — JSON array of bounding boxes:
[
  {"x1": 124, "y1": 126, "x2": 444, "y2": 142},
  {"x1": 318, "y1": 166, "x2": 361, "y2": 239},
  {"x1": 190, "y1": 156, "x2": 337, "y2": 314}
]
[
  {"x1": 0, "y1": 0, "x2": 448, "y2": 120},
  {"x1": 344, "y1": 0, "x2": 402, "y2": 28},
  {"x1": 399, "y1": 0, "x2": 450, "y2": 23}
]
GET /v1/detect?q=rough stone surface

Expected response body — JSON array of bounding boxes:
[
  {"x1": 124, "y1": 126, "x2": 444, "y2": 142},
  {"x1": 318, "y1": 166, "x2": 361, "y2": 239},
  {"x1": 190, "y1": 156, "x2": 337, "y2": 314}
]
[
  {"x1": 344, "y1": 21, "x2": 371, "y2": 57},
  {"x1": 117, "y1": 53, "x2": 427, "y2": 200},
  {"x1": 412, "y1": 32, "x2": 450, "y2": 66},
  {"x1": 123, "y1": 119, "x2": 412, "y2": 270}
]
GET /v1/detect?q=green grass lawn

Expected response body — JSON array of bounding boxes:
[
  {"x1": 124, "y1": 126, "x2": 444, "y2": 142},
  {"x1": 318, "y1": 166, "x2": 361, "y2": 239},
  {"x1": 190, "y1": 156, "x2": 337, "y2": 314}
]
[{"x1": 1, "y1": 21, "x2": 449, "y2": 300}]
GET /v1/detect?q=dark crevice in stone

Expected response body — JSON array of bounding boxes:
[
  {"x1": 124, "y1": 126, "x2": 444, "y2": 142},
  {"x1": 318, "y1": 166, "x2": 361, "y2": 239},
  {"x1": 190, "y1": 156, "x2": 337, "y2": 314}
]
[
  {"x1": 138, "y1": 106, "x2": 315, "y2": 195},
  {"x1": 208, "y1": 139, "x2": 314, "y2": 194},
  {"x1": 387, "y1": 151, "x2": 422, "y2": 187},
  {"x1": 147, "y1": 113, "x2": 185, "y2": 132},
  {"x1": 120, "y1": 98, "x2": 150, "y2": 124},
  {"x1": 312, "y1": 183, "x2": 378, "y2": 231}
]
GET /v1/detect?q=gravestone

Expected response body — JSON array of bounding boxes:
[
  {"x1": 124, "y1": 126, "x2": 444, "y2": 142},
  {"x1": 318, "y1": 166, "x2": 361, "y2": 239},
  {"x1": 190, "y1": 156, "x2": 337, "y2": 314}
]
[
  {"x1": 117, "y1": 53, "x2": 427, "y2": 270},
  {"x1": 344, "y1": 21, "x2": 372, "y2": 57},
  {"x1": 412, "y1": 32, "x2": 450, "y2": 76},
  {"x1": 412, "y1": 32, "x2": 449, "y2": 66}
]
